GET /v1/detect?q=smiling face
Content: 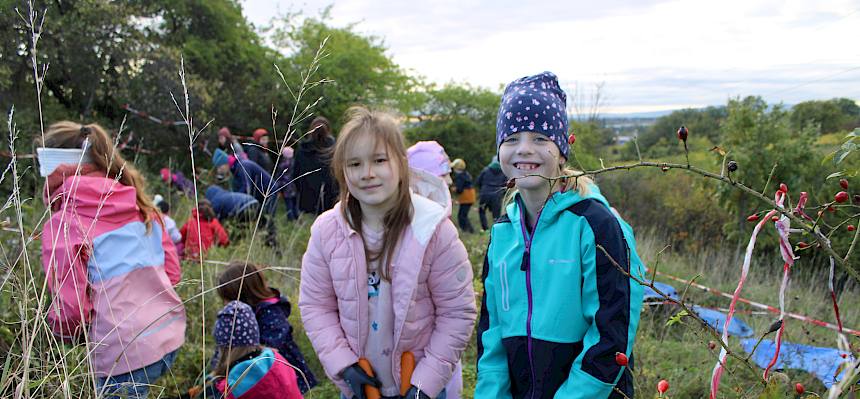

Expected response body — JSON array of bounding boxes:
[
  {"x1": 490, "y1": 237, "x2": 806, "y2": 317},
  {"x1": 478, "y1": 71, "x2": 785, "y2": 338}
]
[
  {"x1": 498, "y1": 131, "x2": 564, "y2": 193},
  {"x1": 343, "y1": 133, "x2": 401, "y2": 214}
]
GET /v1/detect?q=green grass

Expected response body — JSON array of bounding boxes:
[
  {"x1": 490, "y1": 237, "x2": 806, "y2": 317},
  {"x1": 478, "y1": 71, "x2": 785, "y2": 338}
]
[{"x1": 1, "y1": 199, "x2": 857, "y2": 398}]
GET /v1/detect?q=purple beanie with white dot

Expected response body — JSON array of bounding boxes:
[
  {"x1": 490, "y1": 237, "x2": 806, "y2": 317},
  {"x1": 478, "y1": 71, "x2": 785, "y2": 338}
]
[{"x1": 496, "y1": 71, "x2": 569, "y2": 158}]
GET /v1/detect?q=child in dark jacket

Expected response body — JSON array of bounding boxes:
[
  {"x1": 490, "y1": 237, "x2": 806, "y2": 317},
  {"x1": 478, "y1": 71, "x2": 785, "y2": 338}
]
[{"x1": 218, "y1": 262, "x2": 318, "y2": 393}]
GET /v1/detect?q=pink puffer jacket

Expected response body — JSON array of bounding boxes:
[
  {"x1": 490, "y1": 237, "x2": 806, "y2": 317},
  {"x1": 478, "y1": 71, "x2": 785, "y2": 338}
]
[{"x1": 299, "y1": 194, "x2": 476, "y2": 398}]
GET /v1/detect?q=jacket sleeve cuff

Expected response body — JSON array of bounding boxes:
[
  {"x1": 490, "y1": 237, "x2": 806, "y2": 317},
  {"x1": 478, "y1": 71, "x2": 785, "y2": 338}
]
[
  {"x1": 320, "y1": 347, "x2": 359, "y2": 382},
  {"x1": 557, "y1": 368, "x2": 616, "y2": 398},
  {"x1": 411, "y1": 360, "x2": 451, "y2": 398},
  {"x1": 474, "y1": 369, "x2": 513, "y2": 399}
]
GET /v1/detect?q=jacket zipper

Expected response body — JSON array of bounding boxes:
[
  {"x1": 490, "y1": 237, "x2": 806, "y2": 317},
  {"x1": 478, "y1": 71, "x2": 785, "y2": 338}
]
[{"x1": 517, "y1": 198, "x2": 543, "y2": 399}]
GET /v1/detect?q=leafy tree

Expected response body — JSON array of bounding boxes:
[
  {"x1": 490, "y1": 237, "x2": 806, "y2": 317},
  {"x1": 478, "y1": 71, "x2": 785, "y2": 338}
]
[
  {"x1": 717, "y1": 96, "x2": 822, "y2": 239},
  {"x1": 270, "y1": 11, "x2": 416, "y2": 132},
  {"x1": 404, "y1": 83, "x2": 500, "y2": 176},
  {"x1": 790, "y1": 98, "x2": 860, "y2": 134},
  {"x1": 637, "y1": 106, "x2": 727, "y2": 156}
]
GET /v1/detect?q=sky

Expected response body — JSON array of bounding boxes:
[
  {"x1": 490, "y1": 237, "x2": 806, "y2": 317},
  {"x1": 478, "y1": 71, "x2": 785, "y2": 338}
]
[{"x1": 241, "y1": 0, "x2": 860, "y2": 114}]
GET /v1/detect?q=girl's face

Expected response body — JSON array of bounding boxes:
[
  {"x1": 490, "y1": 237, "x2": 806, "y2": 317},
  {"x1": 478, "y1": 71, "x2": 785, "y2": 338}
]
[
  {"x1": 344, "y1": 135, "x2": 400, "y2": 213},
  {"x1": 498, "y1": 131, "x2": 563, "y2": 192}
]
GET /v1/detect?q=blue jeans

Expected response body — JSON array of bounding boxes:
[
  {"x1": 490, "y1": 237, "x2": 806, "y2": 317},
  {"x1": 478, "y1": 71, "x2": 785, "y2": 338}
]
[
  {"x1": 341, "y1": 388, "x2": 446, "y2": 399},
  {"x1": 96, "y1": 350, "x2": 178, "y2": 399}
]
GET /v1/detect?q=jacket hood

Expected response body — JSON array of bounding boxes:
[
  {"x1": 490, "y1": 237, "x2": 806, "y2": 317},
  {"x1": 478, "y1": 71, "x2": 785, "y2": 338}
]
[
  {"x1": 410, "y1": 167, "x2": 453, "y2": 217},
  {"x1": 506, "y1": 183, "x2": 609, "y2": 226},
  {"x1": 50, "y1": 174, "x2": 141, "y2": 225},
  {"x1": 331, "y1": 192, "x2": 447, "y2": 248},
  {"x1": 298, "y1": 137, "x2": 334, "y2": 156}
]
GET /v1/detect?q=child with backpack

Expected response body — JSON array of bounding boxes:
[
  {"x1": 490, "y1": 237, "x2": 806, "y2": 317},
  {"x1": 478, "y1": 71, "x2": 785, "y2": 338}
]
[
  {"x1": 216, "y1": 262, "x2": 318, "y2": 393},
  {"x1": 299, "y1": 107, "x2": 477, "y2": 399}
]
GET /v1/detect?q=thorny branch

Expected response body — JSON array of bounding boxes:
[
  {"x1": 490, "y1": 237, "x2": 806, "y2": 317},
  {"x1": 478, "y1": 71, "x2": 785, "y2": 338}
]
[
  {"x1": 595, "y1": 244, "x2": 766, "y2": 384},
  {"x1": 534, "y1": 159, "x2": 860, "y2": 284}
]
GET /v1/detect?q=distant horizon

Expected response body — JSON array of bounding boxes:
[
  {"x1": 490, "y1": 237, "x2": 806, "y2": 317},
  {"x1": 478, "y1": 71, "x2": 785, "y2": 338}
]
[{"x1": 241, "y1": 0, "x2": 860, "y2": 114}]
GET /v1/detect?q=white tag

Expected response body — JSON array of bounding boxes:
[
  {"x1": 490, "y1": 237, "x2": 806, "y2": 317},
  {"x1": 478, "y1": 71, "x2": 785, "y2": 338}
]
[{"x1": 36, "y1": 147, "x2": 92, "y2": 177}]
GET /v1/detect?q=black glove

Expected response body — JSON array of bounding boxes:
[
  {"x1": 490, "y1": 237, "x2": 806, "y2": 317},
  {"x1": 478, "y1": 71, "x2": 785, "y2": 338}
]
[
  {"x1": 341, "y1": 363, "x2": 381, "y2": 399},
  {"x1": 402, "y1": 385, "x2": 432, "y2": 399}
]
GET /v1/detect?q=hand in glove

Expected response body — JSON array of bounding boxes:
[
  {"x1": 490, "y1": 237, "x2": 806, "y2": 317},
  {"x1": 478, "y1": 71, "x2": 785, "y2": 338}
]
[
  {"x1": 341, "y1": 363, "x2": 381, "y2": 399},
  {"x1": 402, "y1": 385, "x2": 432, "y2": 399}
]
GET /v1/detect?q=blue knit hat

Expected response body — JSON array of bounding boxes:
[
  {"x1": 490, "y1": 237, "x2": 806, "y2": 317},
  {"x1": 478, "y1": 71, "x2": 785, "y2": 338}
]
[
  {"x1": 212, "y1": 148, "x2": 229, "y2": 168},
  {"x1": 496, "y1": 71, "x2": 569, "y2": 158},
  {"x1": 213, "y1": 301, "x2": 260, "y2": 348}
]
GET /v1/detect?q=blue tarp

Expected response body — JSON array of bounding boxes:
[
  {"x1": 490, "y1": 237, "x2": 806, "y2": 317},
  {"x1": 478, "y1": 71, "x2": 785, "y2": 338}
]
[
  {"x1": 741, "y1": 339, "x2": 855, "y2": 388},
  {"x1": 643, "y1": 281, "x2": 679, "y2": 302},
  {"x1": 691, "y1": 305, "x2": 754, "y2": 337},
  {"x1": 643, "y1": 281, "x2": 753, "y2": 337}
]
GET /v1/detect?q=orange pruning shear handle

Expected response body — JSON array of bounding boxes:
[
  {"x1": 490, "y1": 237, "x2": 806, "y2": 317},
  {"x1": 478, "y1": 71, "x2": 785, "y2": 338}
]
[
  {"x1": 400, "y1": 351, "x2": 415, "y2": 396},
  {"x1": 357, "y1": 358, "x2": 381, "y2": 399}
]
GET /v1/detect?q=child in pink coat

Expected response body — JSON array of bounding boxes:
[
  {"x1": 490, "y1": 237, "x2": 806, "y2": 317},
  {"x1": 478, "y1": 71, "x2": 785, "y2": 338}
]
[
  {"x1": 39, "y1": 121, "x2": 185, "y2": 398},
  {"x1": 299, "y1": 107, "x2": 477, "y2": 399}
]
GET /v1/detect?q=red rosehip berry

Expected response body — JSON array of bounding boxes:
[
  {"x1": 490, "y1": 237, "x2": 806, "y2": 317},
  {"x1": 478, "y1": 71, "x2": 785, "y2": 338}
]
[
  {"x1": 747, "y1": 214, "x2": 760, "y2": 222},
  {"x1": 568, "y1": 134, "x2": 576, "y2": 145},
  {"x1": 657, "y1": 379, "x2": 670, "y2": 394},
  {"x1": 795, "y1": 382, "x2": 805, "y2": 394},
  {"x1": 835, "y1": 191, "x2": 849, "y2": 203},
  {"x1": 779, "y1": 183, "x2": 788, "y2": 193},
  {"x1": 839, "y1": 178, "x2": 849, "y2": 190},
  {"x1": 771, "y1": 216, "x2": 779, "y2": 222},
  {"x1": 797, "y1": 242, "x2": 809, "y2": 249},
  {"x1": 615, "y1": 352, "x2": 628, "y2": 367},
  {"x1": 676, "y1": 126, "x2": 688, "y2": 141},
  {"x1": 849, "y1": 225, "x2": 856, "y2": 232}
]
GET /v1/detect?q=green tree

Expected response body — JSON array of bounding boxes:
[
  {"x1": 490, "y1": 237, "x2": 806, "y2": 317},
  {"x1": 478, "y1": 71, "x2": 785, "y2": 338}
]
[
  {"x1": 404, "y1": 83, "x2": 500, "y2": 176},
  {"x1": 790, "y1": 98, "x2": 860, "y2": 134},
  {"x1": 717, "y1": 96, "x2": 821, "y2": 239},
  {"x1": 270, "y1": 11, "x2": 416, "y2": 132},
  {"x1": 637, "y1": 106, "x2": 727, "y2": 156}
]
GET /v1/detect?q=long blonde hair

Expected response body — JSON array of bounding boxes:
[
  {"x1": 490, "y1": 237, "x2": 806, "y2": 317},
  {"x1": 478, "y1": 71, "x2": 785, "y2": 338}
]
[
  {"x1": 502, "y1": 165, "x2": 594, "y2": 212},
  {"x1": 331, "y1": 107, "x2": 412, "y2": 281},
  {"x1": 42, "y1": 121, "x2": 159, "y2": 229}
]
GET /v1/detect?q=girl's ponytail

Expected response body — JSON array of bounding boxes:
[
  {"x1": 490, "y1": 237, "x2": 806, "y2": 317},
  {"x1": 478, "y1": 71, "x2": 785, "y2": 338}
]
[{"x1": 42, "y1": 121, "x2": 160, "y2": 230}]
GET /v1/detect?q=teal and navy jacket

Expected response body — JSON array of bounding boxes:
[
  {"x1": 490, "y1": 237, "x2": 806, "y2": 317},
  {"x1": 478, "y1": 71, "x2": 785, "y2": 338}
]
[{"x1": 475, "y1": 186, "x2": 645, "y2": 399}]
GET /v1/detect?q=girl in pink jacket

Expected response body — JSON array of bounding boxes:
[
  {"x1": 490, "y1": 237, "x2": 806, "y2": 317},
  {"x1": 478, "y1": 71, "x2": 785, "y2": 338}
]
[
  {"x1": 299, "y1": 107, "x2": 477, "y2": 399},
  {"x1": 39, "y1": 121, "x2": 186, "y2": 398}
]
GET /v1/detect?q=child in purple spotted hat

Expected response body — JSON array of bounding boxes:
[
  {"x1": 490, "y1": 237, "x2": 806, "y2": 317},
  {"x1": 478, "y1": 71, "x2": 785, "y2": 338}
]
[
  {"x1": 206, "y1": 300, "x2": 303, "y2": 399},
  {"x1": 475, "y1": 72, "x2": 646, "y2": 399}
]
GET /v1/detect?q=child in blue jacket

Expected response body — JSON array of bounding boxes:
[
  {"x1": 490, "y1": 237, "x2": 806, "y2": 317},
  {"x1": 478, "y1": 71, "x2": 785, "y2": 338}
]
[{"x1": 475, "y1": 72, "x2": 645, "y2": 399}]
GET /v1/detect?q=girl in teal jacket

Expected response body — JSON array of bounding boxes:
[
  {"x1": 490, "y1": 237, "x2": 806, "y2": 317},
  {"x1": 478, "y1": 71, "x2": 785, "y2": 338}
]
[{"x1": 475, "y1": 72, "x2": 646, "y2": 399}]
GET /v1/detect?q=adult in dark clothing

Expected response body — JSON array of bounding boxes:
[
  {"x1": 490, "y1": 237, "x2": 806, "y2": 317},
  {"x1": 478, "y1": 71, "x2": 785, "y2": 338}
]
[
  {"x1": 213, "y1": 149, "x2": 279, "y2": 247},
  {"x1": 243, "y1": 128, "x2": 275, "y2": 173},
  {"x1": 451, "y1": 158, "x2": 476, "y2": 233},
  {"x1": 475, "y1": 158, "x2": 508, "y2": 230},
  {"x1": 293, "y1": 116, "x2": 338, "y2": 215}
]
